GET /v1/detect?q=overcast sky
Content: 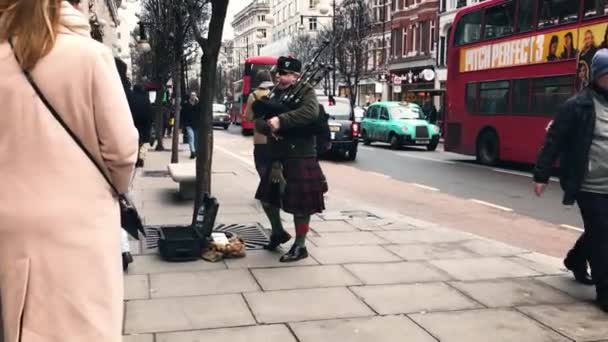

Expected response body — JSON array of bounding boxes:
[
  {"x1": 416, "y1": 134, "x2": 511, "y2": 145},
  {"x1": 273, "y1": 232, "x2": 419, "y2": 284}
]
[{"x1": 223, "y1": 1, "x2": 248, "y2": 40}]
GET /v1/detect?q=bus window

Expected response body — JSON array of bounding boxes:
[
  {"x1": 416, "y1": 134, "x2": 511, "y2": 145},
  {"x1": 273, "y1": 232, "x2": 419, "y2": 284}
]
[
  {"x1": 512, "y1": 79, "x2": 530, "y2": 113},
  {"x1": 454, "y1": 11, "x2": 482, "y2": 46},
  {"x1": 517, "y1": 0, "x2": 535, "y2": 32},
  {"x1": 584, "y1": 0, "x2": 608, "y2": 19},
  {"x1": 466, "y1": 83, "x2": 477, "y2": 112},
  {"x1": 479, "y1": 81, "x2": 510, "y2": 114},
  {"x1": 537, "y1": 0, "x2": 579, "y2": 29},
  {"x1": 531, "y1": 75, "x2": 574, "y2": 115},
  {"x1": 484, "y1": 1, "x2": 515, "y2": 39}
]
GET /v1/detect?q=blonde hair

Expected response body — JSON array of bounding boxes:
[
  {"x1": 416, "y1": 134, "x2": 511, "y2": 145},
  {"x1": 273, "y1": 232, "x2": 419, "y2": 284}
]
[{"x1": 0, "y1": 0, "x2": 62, "y2": 70}]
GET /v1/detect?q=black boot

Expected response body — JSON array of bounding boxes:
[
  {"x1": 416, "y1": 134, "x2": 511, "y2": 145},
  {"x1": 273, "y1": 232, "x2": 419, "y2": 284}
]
[
  {"x1": 280, "y1": 244, "x2": 308, "y2": 263},
  {"x1": 135, "y1": 159, "x2": 144, "y2": 168},
  {"x1": 564, "y1": 258, "x2": 594, "y2": 285},
  {"x1": 190, "y1": 152, "x2": 196, "y2": 159},
  {"x1": 122, "y1": 252, "x2": 134, "y2": 272},
  {"x1": 264, "y1": 231, "x2": 292, "y2": 251}
]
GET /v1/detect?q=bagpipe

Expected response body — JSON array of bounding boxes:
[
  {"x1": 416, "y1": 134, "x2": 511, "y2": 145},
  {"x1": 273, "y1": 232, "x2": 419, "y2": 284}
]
[{"x1": 251, "y1": 40, "x2": 333, "y2": 122}]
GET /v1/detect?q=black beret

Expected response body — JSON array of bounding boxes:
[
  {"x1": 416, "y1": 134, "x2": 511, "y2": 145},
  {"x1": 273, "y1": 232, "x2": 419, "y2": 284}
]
[{"x1": 277, "y1": 56, "x2": 302, "y2": 73}]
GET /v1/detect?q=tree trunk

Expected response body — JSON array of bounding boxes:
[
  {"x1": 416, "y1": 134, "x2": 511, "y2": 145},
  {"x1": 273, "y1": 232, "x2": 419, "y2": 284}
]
[
  {"x1": 154, "y1": 85, "x2": 166, "y2": 151},
  {"x1": 171, "y1": 62, "x2": 183, "y2": 163},
  {"x1": 193, "y1": 0, "x2": 229, "y2": 222}
]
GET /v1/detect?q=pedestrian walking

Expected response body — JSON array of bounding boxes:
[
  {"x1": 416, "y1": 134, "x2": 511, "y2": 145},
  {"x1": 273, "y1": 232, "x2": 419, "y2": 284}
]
[
  {"x1": 131, "y1": 84, "x2": 154, "y2": 167},
  {"x1": 0, "y1": 0, "x2": 139, "y2": 341},
  {"x1": 253, "y1": 56, "x2": 328, "y2": 262},
  {"x1": 182, "y1": 92, "x2": 200, "y2": 159},
  {"x1": 534, "y1": 49, "x2": 608, "y2": 312}
]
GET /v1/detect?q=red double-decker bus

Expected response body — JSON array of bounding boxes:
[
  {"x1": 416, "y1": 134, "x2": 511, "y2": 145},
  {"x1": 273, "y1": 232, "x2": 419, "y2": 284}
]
[
  {"x1": 444, "y1": 0, "x2": 607, "y2": 165},
  {"x1": 231, "y1": 56, "x2": 278, "y2": 135}
]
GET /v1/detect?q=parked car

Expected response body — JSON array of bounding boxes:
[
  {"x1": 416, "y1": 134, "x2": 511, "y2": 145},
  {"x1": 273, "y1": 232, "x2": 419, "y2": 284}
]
[
  {"x1": 318, "y1": 95, "x2": 359, "y2": 161},
  {"x1": 361, "y1": 101, "x2": 440, "y2": 151},
  {"x1": 212, "y1": 103, "x2": 230, "y2": 130}
]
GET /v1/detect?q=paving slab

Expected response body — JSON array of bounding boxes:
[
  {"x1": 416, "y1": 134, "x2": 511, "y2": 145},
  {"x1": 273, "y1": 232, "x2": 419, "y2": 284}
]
[
  {"x1": 156, "y1": 325, "x2": 297, "y2": 342},
  {"x1": 124, "y1": 275, "x2": 149, "y2": 300},
  {"x1": 290, "y1": 315, "x2": 436, "y2": 342},
  {"x1": 308, "y1": 232, "x2": 388, "y2": 247},
  {"x1": 344, "y1": 262, "x2": 450, "y2": 285},
  {"x1": 430, "y1": 257, "x2": 540, "y2": 281},
  {"x1": 537, "y1": 275, "x2": 596, "y2": 301},
  {"x1": 218, "y1": 205, "x2": 260, "y2": 215},
  {"x1": 129, "y1": 239, "x2": 142, "y2": 255},
  {"x1": 310, "y1": 221, "x2": 358, "y2": 233},
  {"x1": 375, "y1": 228, "x2": 475, "y2": 244},
  {"x1": 393, "y1": 216, "x2": 439, "y2": 229},
  {"x1": 350, "y1": 282, "x2": 482, "y2": 314},
  {"x1": 519, "y1": 303, "x2": 608, "y2": 341},
  {"x1": 450, "y1": 278, "x2": 575, "y2": 307},
  {"x1": 129, "y1": 255, "x2": 226, "y2": 275},
  {"x1": 385, "y1": 243, "x2": 478, "y2": 261},
  {"x1": 347, "y1": 218, "x2": 398, "y2": 231},
  {"x1": 225, "y1": 250, "x2": 318, "y2": 269},
  {"x1": 124, "y1": 294, "x2": 255, "y2": 334},
  {"x1": 508, "y1": 253, "x2": 568, "y2": 276},
  {"x1": 460, "y1": 239, "x2": 530, "y2": 257},
  {"x1": 252, "y1": 265, "x2": 361, "y2": 291},
  {"x1": 244, "y1": 287, "x2": 374, "y2": 323},
  {"x1": 122, "y1": 334, "x2": 154, "y2": 342},
  {"x1": 410, "y1": 308, "x2": 570, "y2": 342},
  {"x1": 308, "y1": 245, "x2": 401, "y2": 264},
  {"x1": 150, "y1": 269, "x2": 260, "y2": 298}
]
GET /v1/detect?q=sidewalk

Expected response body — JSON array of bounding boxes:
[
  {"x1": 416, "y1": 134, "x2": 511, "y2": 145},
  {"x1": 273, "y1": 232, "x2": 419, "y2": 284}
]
[{"x1": 123, "y1": 142, "x2": 607, "y2": 342}]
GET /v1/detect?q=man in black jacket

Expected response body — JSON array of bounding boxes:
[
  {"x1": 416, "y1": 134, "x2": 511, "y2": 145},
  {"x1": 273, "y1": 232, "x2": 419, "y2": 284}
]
[
  {"x1": 181, "y1": 93, "x2": 200, "y2": 159},
  {"x1": 131, "y1": 84, "x2": 154, "y2": 167},
  {"x1": 534, "y1": 49, "x2": 608, "y2": 312}
]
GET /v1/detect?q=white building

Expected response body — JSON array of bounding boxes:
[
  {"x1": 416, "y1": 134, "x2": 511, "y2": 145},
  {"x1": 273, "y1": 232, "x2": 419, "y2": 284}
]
[
  {"x1": 435, "y1": 0, "x2": 481, "y2": 91},
  {"x1": 262, "y1": 0, "x2": 338, "y2": 57},
  {"x1": 114, "y1": 0, "x2": 141, "y2": 79},
  {"x1": 82, "y1": 0, "x2": 120, "y2": 51},
  {"x1": 232, "y1": 0, "x2": 272, "y2": 64}
]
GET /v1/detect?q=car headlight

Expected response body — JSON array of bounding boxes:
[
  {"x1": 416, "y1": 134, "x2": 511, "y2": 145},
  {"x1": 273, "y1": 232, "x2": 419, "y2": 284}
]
[
  {"x1": 431, "y1": 125, "x2": 440, "y2": 133},
  {"x1": 401, "y1": 126, "x2": 410, "y2": 133}
]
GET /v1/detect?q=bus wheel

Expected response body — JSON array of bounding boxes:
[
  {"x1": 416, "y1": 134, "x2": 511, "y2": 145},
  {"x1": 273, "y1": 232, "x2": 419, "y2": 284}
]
[{"x1": 476, "y1": 130, "x2": 499, "y2": 166}]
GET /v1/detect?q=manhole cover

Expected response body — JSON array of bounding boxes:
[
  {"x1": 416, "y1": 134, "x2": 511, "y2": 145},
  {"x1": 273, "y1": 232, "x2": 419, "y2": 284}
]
[
  {"x1": 143, "y1": 223, "x2": 270, "y2": 250},
  {"x1": 142, "y1": 170, "x2": 169, "y2": 178}
]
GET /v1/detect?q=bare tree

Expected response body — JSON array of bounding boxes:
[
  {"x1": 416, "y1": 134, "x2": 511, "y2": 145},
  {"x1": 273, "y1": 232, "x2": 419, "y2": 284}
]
[
  {"x1": 288, "y1": 33, "x2": 318, "y2": 64},
  {"x1": 328, "y1": 0, "x2": 373, "y2": 113},
  {"x1": 186, "y1": 0, "x2": 229, "y2": 221}
]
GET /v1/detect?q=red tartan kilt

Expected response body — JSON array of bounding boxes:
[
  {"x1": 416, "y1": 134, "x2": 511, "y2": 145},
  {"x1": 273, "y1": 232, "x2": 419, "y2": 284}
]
[{"x1": 255, "y1": 158, "x2": 328, "y2": 215}]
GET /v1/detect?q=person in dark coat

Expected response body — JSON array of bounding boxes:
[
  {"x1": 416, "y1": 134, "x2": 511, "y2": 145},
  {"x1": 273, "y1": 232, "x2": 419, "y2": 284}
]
[
  {"x1": 422, "y1": 100, "x2": 438, "y2": 124},
  {"x1": 534, "y1": 49, "x2": 608, "y2": 312},
  {"x1": 130, "y1": 84, "x2": 154, "y2": 166},
  {"x1": 181, "y1": 92, "x2": 200, "y2": 159},
  {"x1": 253, "y1": 56, "x2": 328, "y2": 262}
]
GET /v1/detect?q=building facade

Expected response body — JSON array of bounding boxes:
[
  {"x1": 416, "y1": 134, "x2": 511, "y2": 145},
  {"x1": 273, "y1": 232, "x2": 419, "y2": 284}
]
[
  {"x1": 435, "y1": 0, "x2": 482, "y2": 92},
  {"x1": 82, "y1": 0, "x2": 121, "y2": 51},
  {"x1": 231, "y1": 0, "x2": 272, "y2": 64},
  {"x1": 388, "y1": 0, "x2": 439, "y2": 104},
  {"x1": 262, "y1": 0, "x2": 337, "y2": 57}
]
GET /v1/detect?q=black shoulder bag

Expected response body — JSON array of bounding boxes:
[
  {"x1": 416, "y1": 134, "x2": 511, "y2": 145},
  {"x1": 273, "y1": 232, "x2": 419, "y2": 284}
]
[{"x1": 10, "y1": 40, "x2": 145, "y2": 240}]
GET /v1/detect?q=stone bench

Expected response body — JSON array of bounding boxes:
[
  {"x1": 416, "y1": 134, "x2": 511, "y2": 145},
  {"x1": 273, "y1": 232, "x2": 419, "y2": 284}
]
[{"x1": 167, "y1": 163, "x2": 196, "y2": 200}]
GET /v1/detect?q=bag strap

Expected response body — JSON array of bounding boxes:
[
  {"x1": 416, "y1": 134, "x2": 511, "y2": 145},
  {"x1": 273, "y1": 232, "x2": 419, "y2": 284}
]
[{"x1": 9, "y1": 39, "x2": 121, "y2": 197}]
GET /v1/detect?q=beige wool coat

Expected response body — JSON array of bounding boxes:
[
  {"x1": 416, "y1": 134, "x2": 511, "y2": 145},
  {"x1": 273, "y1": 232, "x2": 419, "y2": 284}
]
[{"x1": 0, "y1": 3, "x2": 139, "y2": 341}]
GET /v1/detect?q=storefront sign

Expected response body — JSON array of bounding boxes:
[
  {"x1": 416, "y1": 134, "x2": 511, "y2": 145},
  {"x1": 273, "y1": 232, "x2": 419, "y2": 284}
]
[{"x1": 393, "y1": 85, "x2": 402, "y2": 93}]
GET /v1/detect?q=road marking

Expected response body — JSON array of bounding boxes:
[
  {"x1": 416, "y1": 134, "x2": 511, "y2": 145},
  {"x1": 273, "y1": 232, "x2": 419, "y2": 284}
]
[
  {"x1": 469, "y1": 199, "x2": 513, "y2": 212},
  {"x1": 560, "y1": 224, "x2": 584, "y2": 233},
  {"x1": 411, "y1": 183, "x2": 440, "y2": 191},
  {"x1": 492, "y1": 168, "x2": 559, "y2": 182},
  {"x1": 215, "y1": 145, "x2": 255, "y2": 168},
  {"x1": 366, "y1": 171, "x2": 390, "y2": 179},
  {"x1": 398, "y1": 153, "x2": 456, "y2": 164}
]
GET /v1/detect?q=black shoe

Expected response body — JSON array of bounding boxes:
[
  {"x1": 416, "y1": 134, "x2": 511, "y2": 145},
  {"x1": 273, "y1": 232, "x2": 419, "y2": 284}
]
[
  {"x1": 190, "y1": 153, "x2": 196, "y2": 159},
  {"x1": 135, "y1": 159, "x2": 144, "y2": 168},
  {"x1": 122, "y1": 252, "x2": 134, "y2": 272},
  {"x1": 264, "y1": 231, "x2": 292, "y2": 251},
  {"x1": 564, "y1": 258, "x2": 594, "y2": 285},
  {"x1": 280, "y1": 245, "x2": 308, "y2": 263}
]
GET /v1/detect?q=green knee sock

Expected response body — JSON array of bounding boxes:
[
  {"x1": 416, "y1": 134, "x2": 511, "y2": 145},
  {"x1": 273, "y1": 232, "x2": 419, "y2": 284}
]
[
  {"x1": 262, "y1": 203, "x2": 285, "y2": 236},
  {"x1": 294, "y1": 215, "x2": 311, "y2": 247}
]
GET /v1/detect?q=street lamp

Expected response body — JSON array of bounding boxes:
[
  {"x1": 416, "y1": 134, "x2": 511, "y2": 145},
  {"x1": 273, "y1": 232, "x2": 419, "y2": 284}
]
[{"x1": 137, "y1": 21, "x2": 151, "y2": 53}]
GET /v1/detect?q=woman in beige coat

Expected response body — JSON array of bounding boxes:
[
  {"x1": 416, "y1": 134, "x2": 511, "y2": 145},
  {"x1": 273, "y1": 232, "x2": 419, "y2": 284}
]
[{"x1": 0, "y1": 0, "x2": 139, "y2": 341}]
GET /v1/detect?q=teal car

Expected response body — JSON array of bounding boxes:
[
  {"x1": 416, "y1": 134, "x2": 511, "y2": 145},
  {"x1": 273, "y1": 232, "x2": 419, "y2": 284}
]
[{"x1": 361, "y1": 101, "x2": 441, "y2": 151}]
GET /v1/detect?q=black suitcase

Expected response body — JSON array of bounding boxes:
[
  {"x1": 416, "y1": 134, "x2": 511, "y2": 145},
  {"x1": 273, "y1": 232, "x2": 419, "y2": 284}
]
[{"x1": 158, "y1": 226, "x2": 203, "y2": 262}]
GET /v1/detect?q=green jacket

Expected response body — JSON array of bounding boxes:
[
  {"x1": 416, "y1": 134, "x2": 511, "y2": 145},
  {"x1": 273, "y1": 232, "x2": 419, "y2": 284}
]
[{"x1": 255, "y1": 84, "x2": 319, "y2": 159}]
